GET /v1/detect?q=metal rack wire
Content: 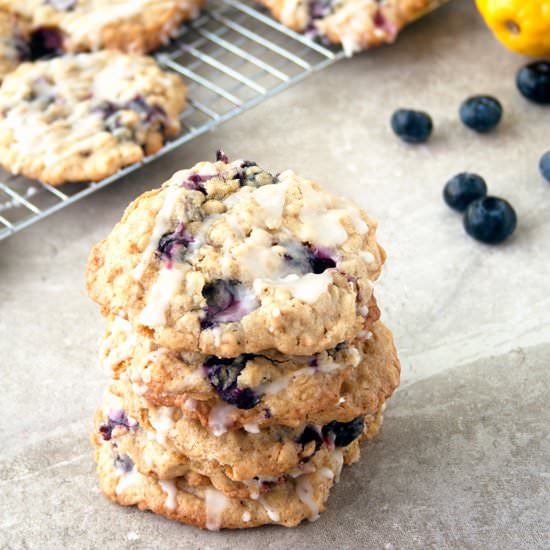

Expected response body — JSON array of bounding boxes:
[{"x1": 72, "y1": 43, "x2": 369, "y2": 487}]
[{"x1": 0, "y1": 0, "x2": 344, "y2": 241}]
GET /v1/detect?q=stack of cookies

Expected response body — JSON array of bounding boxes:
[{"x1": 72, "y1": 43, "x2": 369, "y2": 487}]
[{"x1": 87, "y1": 153, "x2": 400, "y2": 529}]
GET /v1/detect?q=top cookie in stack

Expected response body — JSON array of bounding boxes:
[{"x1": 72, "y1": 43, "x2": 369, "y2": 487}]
[
  {"x1": 87, "y1": 154, "x2": 385, "y2": 356},
  {"x1": 87, "y1": 153, "x2": 400, "y2": 529}
]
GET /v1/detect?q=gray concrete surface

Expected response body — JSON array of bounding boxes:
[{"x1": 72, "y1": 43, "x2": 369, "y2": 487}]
[{"x1": 1, "y1": 0, "x2": 550, "y2": 548}]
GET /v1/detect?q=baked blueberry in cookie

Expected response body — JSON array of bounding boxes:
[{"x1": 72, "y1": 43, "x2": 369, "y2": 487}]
[
  {"x1": 29, "y1": 27, "x2": 64, "y2": 58},
  {"x1": 201, "y1": 280, "x2": 259, "y2": 329},
  {"x1": 114, "y1": 454, "x2": 134, "y2": 473},
  {"x1": 204, "y1": 355, "x2": 260, "y2": 409},
  {"x1": 157, "y1": 223, "x2": 194, "y2": 263},
  {"x1": 99, "y1": 409, "x2": 137, "y2": 441},
  {"x1": 322, "y1": 416, "x2": 364, "y2": 447},
  {"x1": 297, "y1": 425, "x2": 323, "y2": 451}
]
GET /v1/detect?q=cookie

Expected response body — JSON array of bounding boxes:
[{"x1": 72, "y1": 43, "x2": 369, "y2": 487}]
[
  {"x1": 0, "y1": 51, "x2": 186, "y2": 185},
  {"x1": 103, "y1": 365, "x2": 388, "y2": 483},
  {"x1": 95, "y1": 438, "x2": 351, "y2": 529},
  {"x1": 92, "y1": 404, "x2": 366, "y2": 499},
  {"x1": 256, "y1": 0, "x2": 448, "y2": 55},
  {"x1": 0, "y1": 12, "x2": 29, "y2": 81},
  {"x1": 87, "y1": 155, "x2": 386, "y2": 356},
  {"x1": 0, "y1": 0, "x2": 202, "y2": 54},
  {"x1": 100, "y1": 316, "x2": 399, "y2": 433}
]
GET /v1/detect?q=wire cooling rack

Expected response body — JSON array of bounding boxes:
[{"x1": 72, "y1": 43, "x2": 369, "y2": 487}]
[{"x1": 0, "y1": 0, "x2": 344, "y2": 241}]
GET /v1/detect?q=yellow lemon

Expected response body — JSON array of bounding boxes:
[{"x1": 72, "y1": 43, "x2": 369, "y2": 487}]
[{"x1": 475, "y1": 0, "x2": 550, "y2": 56}]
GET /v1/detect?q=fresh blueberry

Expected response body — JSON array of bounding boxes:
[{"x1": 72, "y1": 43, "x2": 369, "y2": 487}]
[
  {"x1": 201, "y1": 279, "x2": 258, "y2": 328},
  {"x1": 459, "y1": 96, "x2": 503, "y2": 133},
  {"x1": 297, "y1": 426, "x2": 323, "y2": 451},
  {"x1": 157, "y1": 223, "x2": 193, "y2": 262},
  {"x1": 114, "y1": 454, "x2": 134, "y2": 473},
  {"x1": 443, "y1": 173, "x2": 488, "y2": 212},
  {"x1": 322, "y1": 416, "x2": 364, "y2": 447},
  {"x1": 463, "y1": 197, "x2": 517, "y2": 244},
  {"x1": 216, "y1": 149, "x2": 229, "y2": 163},
  {"x1": 516, "y1": 61, "x2": 550, "y2": 104},
  {"x1": 390, "y1": 109, "x2": 433, "y2": 143},
  {"x1": 29, "y1": 27, "x2": 64, "y2": 59},
  {"x1": 204, "y1": 355, "x2": 260, "y2": 409},
  {"x1": 539, "y1": 151, "x2": 550, "y2": 183}
]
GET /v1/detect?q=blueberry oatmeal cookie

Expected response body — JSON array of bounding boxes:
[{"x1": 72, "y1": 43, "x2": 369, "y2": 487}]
[
  {"x1": 256, "y1": 0, "x2": 448, "y2": 55},
  {"x1": 0, "y1": 12, "x2": 29, "y2": 81},
  {"x1": 95, "y1": 438, "x2": 351, "y2": 529},
  {"x1": 0, "y1": 51, "x2": 186, "y2": 185},
  {"x1": 0, "y1": 0, "x2": 202, "y2": 54},
  {"x1": 92, "y1": 399, "x2": 370, "y2": 499},
  {"x1": 100, "y1": 316, "x2": 399, "y2": 432},
  {"x1": 87, "y1": 155, "x2": 385, "y2": 356},
  {"x1": 104, "y1": 376, "x2": 383, "y2": 481}
]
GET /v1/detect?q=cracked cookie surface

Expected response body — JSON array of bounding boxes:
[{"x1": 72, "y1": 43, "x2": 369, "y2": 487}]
[
  {"x1": 0, "y1": 51, "x2": 186, "y2": 184},
  {"x1": 87, "y1": 156, "x2": 385, "y2": 356}
]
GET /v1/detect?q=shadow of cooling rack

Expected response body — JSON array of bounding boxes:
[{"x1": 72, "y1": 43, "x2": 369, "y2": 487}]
[{"x1": 0, "y1": 0, "x2": 345, "y2": 241}]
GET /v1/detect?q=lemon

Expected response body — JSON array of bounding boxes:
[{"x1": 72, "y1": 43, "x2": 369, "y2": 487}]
[{"x1": 475, "y1": 0, "x2": 550, "y2": 56}]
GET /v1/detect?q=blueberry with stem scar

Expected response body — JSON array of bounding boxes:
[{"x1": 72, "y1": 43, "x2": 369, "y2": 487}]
[{"x1": 463, "y1": 196, "x2": 517, "y2": 244}]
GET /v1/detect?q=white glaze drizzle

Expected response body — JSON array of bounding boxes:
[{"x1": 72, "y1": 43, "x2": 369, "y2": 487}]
[
  {"x1": 258, "y1": 497, "x2": 280, "y2": 522},
  {"x1": 115, "y1": 466, "x2": 143, "y2": 496},
  {"x1": 331, "y1": 449, "x2": 344, "y2": 482},
  {"x1": 132, "y1": 185, "x2": 180, "y2": 280},
  {"x1": 253, "y1": 271, "x2": 332, "y2": 304},
  {"x1": 297, "y1": 179, "x2": 368, "y2": 246},
  {"x1": 243, "y1": 423, "x2": 260, "y2": 434},
  {"x1": 139, "y1": 265, "x2": 185, "y2": 327},
  {"x1": 208, "y1": 404, "x2": 235, "y2": 436},
  {"x1": 159, "y1": 479, "x2": 177, "y2": 511},
  {"x1": 296, "y1": 477, "x2": 320, "y2": 521},
  {"x1": 241, "y1": 511, "x2": 251, "y2": 522},
  {"x1": 204, "y1": 489, "x2": 229, "y2": 531},
  {"x1": 148, "y1": 406, "x2": 175, "y2": 445},
  {"x1": 251, "y1": 181, "x2": 288, "y2": 229}
]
